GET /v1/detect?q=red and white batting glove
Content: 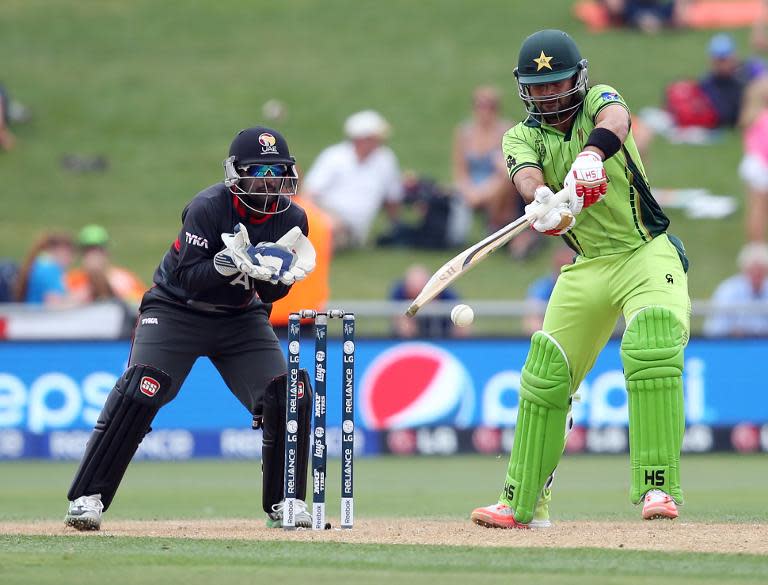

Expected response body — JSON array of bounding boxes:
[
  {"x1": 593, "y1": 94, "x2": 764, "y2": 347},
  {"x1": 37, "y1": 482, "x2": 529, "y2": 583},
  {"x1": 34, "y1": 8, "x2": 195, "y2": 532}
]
[
  {"x1": 564, "y1": 151, "x2": 608, "y2": 209},
  {"x1": 525, "y1": 186, "x2": 575, "y2": 236}
]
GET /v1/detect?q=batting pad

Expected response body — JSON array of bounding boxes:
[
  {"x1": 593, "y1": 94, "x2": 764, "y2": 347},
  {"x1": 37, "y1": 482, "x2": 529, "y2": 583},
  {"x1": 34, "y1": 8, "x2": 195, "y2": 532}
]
[
  {"x1": 621, "y1": 307, "x2": 685, "y2": 504},
  {"x1": 500, "y1": 332, "x2": 571, "y2": 524}
]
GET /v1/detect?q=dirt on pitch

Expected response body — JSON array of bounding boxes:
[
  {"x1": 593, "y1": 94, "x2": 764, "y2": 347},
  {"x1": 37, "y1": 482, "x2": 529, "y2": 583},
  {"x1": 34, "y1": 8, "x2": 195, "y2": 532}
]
[{"x1": 2, "y1": 519, "x2": 766, "y2": 555}]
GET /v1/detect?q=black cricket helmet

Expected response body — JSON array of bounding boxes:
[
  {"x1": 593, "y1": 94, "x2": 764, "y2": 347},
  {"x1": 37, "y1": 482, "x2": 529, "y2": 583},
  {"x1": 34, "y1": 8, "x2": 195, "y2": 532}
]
[
  {"x1": 513, "y1": 30, "x2": 588, "y2": 123},
  {"x1": 223, "y1": 126, "x2": 298, "y2": 214}
]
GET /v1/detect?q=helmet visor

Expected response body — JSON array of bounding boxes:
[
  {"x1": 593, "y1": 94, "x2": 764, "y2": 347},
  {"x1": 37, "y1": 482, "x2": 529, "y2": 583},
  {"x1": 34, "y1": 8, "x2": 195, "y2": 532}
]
[{"x1": 243, "y1": 164, "x2": 290, "y2": 178}]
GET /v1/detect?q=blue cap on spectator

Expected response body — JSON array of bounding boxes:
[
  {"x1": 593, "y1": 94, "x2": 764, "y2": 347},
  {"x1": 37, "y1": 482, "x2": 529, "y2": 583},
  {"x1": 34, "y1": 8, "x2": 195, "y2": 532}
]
[{"x1": 709, "y1": 34, "x2": 735, "y2": 59}]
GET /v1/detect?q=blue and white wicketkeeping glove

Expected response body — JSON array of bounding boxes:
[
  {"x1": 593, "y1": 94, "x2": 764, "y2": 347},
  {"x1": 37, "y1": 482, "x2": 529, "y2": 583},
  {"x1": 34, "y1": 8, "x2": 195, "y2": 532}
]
[{"x1": 215, "y1": 223, "x2": 316, "y2": 285}]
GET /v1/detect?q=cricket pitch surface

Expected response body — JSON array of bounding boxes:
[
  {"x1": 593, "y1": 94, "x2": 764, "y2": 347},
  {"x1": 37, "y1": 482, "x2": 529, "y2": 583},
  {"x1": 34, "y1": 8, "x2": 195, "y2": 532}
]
[{"x1": 2, "y1": 519, "x2": 766, "y2": 555}]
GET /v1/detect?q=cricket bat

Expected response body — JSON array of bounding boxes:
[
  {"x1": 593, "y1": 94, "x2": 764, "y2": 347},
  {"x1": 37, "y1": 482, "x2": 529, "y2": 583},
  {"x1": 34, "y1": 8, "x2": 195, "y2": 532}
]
[{"x1": 405, "y1": 187, "x2": 571, "y2": 317}]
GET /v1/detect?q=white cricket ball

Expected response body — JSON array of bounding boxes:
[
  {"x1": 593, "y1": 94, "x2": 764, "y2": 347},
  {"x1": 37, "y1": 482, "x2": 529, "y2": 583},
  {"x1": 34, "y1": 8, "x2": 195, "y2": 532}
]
[{"x1": 450, "y1": 304, "x2": 474, "y2": 327}]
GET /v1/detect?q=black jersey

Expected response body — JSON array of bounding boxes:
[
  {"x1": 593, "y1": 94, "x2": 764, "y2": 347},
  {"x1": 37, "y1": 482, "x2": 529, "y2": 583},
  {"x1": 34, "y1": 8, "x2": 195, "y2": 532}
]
[{"x1": 146, "y1": 183, "x2": 309, "y2": 313}]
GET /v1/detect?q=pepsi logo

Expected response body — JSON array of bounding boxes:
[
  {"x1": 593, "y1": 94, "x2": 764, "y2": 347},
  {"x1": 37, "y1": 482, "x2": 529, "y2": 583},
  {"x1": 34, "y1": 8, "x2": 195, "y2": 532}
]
[
  {"x1": 297, "y1": 381, "x2": 304, "y2": 399},
  {"x1": 139, "y1": 376, "x2": 160, "y2": 397},
  {"x1": 360, "y1": 343, "x2": 474, "y2": 430}
]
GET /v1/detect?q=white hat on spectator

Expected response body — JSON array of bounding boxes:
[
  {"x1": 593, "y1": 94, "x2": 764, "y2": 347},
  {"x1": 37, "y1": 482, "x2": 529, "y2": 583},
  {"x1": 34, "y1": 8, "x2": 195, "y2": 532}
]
[
  {"x1": 344, "y1": 110, "x2": 391, "y2": 140},
  {"x1": 738, "y1": 242, "x2": 768, "y2": 269}
]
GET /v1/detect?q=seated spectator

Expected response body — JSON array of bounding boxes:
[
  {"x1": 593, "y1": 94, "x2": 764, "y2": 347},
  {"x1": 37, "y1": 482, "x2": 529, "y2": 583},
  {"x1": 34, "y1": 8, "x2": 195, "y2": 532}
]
[
  {"x1": 699, "y1": 34, "x2": 765, "y2": 128},
  {"x1": 270, "y1": 195, "x2": 333, "y2": 328},
  {"x1": 0, "y1": 82, "x2": 16, "y2": 151},
  {"x1": 303, "y1": 110, "x2": 403, "y2": 250},
  {"x1": 739, "y1": 76, "x2": 768, "y2": 241},
  {"x1": 66, "y1": 225, "x2": 146, "y2": 304},
  {"x1": 523, "y1": 247, "x2": 575, "y2": 335},
  {"x1": 599, "y1": 0, "x2": 689, "y2": 33},
  {"x1": 376, "y1": 172, "x2": 459, "y2": 249},
  {"x1": 453, "y1": 86, "x2": 518, "y2": 237},
  {"x1": 703, "y1": 243, "x2": 768, "y2": 337},
  {"x1": 390, "y1": 264, "x2": 464, "y2": 338},
  {"x1": 14, "y1": 233, "x2": 76, "y2": 305}
]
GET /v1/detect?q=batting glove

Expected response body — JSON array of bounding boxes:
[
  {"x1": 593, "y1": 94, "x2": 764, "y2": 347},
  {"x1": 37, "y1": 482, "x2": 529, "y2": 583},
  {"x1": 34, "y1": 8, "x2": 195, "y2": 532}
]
[
  {"x1": 564, "y1": 151, "x2": 608, "y2": 209},
  {"x1": 525, "y1": 186, "x2": 575, "y2": 236}
]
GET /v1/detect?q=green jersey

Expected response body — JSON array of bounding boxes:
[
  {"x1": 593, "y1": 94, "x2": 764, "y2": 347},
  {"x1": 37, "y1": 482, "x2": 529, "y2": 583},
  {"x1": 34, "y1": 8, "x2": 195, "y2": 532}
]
[{"x1": 502, "y1": 84, "x2": 669, "y2": 258}]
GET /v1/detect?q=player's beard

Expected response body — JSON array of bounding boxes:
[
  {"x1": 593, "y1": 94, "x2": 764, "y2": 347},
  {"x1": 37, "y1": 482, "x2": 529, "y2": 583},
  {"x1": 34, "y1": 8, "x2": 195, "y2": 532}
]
[{"x1": 538, "y1": 95, "x2": 578, "y2": 126}]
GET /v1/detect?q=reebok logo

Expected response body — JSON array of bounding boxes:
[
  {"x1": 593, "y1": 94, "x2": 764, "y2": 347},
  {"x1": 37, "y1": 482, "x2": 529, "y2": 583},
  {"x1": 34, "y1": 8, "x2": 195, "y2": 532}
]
[
  {"x1": 185, "y1": 231, "x2": 209, "y2": 249},
  {"x1": 140, "y1": 376, "x2": 160, "y2": 397}
]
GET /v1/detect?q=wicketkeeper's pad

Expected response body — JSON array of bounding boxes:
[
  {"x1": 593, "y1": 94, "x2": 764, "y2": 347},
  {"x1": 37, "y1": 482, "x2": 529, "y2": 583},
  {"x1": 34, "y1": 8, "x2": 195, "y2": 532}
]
[
  {"x1": 259, "y1": 369, "x2": 312, "y2": 513},
  {"x1": 67, "y1": 364, "x2": 171, "y2": 511}
]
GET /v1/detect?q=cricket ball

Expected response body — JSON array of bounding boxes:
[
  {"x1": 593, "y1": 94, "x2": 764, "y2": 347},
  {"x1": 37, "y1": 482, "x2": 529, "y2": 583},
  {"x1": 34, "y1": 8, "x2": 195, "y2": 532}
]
[{"x1": 450, "y1": 304, "x2": 474, "y2": 327}]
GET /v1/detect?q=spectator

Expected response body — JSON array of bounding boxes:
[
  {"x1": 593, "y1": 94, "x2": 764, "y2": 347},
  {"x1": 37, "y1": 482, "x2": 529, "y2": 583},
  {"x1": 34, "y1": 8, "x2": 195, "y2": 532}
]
[
  {"x1": 599, "y1": 0, "x2": 689, "y2": 33},
  {"x1": 453, "y1": 86, "x2": 518, "y2": 238},
  {"x1": 0, "y1": 82, "x2": 16, "y2": 151},
  {"x1": 270, "y1": 195, "x2": 333, "y2": 328},
  {"x1": 391, "y1": 264, "x2": 463, "y2": 338},
  {"x1": 703, "y1": 243, "x2": 768, "y2": 337},
  {"x1": 14, "y1": 233, "x2": 76, "y2": 305},
  {"x1": 699, "y1": 34, "x2": 765, "y2": 128},
  {"x1": 739, "y1": 76, "x2": 768, "y2": 241},
  {"x1": 376, "y1": 172, "x2": 459, "y2": 249},
  {"x1": 66, "y1": 225, "x2": 146, "y2": 304},
  {"x1": 303, "y1": 110, "x2": 403, "y2": 250},
  {"x1": 523, "y1": 247, "x2": 575, "y2": 335}
]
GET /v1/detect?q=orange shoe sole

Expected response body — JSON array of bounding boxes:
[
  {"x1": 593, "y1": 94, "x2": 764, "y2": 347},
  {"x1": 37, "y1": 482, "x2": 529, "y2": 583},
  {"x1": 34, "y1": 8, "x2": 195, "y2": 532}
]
[{"x1": 471, "y1": 510, "x2": 529, "y2": 529}]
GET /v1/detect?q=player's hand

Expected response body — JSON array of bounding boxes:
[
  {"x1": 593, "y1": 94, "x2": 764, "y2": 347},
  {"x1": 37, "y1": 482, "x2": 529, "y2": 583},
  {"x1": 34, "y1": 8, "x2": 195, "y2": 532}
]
[
  {"x1": 220, "y1": 223, "x2": 280, "y2": 282},
  {"x1": 526, "y1": 186, "x2": 575, "y2": 236},
  {"x1": 564, "y1": 151, "x2": 607, "y2": 208}
]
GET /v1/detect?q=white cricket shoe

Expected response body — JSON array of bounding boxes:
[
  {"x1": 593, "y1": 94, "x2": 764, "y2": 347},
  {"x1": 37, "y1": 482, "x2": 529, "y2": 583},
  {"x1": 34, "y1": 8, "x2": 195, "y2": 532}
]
[
  {"x1": 64, "y1": 494, "x2": 104, "y2": 531},
  {"x1": 266, "y1": 499, "x2": 312, "y2": 528}
]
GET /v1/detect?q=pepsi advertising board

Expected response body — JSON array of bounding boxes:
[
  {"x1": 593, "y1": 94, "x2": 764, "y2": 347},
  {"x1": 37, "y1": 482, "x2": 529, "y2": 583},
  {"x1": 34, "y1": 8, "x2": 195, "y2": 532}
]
[{"x1": 1, "y1": 338, "x2": 767, "y2": 458}]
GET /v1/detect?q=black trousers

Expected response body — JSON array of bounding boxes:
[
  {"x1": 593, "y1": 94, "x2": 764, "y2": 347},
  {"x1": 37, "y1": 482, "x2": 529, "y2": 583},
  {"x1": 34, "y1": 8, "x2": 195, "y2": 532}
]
[{"x1": 130, "y1": 299, "x2": 286, "y2": 415}]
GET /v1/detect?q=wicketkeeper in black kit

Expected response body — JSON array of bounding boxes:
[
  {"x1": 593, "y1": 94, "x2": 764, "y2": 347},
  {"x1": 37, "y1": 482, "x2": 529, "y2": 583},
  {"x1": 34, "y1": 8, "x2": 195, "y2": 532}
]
[{"x1": 65, "y1": 127, "x2": 319, "y2": 530}]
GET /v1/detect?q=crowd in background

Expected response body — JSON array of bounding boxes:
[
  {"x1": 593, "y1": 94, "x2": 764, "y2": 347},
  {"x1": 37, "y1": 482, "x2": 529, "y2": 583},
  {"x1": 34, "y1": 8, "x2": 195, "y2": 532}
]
[{"x1": 4, "y1": 10, "x2": 768, "y2": 338}]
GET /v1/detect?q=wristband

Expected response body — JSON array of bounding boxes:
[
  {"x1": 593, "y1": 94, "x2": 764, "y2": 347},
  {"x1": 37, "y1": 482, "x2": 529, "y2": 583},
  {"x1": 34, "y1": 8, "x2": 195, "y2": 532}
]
[{"x1": 584, "y1": 127, "x2": 622, "y2": 160}]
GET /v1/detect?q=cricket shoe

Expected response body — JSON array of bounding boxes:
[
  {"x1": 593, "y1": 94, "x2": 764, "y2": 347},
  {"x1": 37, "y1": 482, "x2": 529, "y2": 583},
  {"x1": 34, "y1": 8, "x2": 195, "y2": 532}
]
[
  {"x1": 642, "y1": 489, "x2": 678, "y2": 520},
  {"x1": 471, "y1": 503, "x2": 529, "y2": 529},
  {"x1": 266, "y1": 499, "x2": 312, "y2": 528},
  {"x1": 64, "y1": 494, "x2": 104, "y2": 531}
]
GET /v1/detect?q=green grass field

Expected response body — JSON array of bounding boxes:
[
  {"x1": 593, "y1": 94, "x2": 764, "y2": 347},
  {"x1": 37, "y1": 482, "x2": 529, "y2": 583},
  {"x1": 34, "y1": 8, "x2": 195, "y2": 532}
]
[
  {"x1": 0, "y1": 0, "x2": 754, "y2": 330},
  {"x1": 1, "y1": 455, "x2": 767, "y2": 584}
]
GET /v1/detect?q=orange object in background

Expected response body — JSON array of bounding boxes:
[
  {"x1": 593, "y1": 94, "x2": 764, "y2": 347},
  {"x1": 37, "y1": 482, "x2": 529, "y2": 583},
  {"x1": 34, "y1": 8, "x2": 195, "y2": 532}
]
[
  {"x1": 574, "y1": 0, "x2": 762, "y2": 32},
  {"x1": 270, "y1": 196, "x2": 332, "y2": 326}
]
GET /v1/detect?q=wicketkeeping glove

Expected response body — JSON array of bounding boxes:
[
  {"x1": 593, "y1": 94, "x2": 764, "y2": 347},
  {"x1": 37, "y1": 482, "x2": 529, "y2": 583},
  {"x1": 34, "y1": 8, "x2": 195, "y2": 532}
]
[
  {"x1": 218, "y1": 223, "x2": 281, "y2": 282},
  {"x1": 525, "y1": 186, "x2": 575, "y2": 236},
  {"x1": 266, "y1": 226, "x2": 317, "y2": 286},
  {"x1": 564, "y1": 151, "x2": 608, "y2": 208}
]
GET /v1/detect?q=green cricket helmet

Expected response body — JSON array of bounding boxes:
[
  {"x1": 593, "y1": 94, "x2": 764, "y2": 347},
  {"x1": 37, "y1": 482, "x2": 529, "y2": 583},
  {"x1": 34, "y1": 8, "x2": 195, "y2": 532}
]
[{"x1": 513, "y1": 29, "x2": 589, "y2": 123}]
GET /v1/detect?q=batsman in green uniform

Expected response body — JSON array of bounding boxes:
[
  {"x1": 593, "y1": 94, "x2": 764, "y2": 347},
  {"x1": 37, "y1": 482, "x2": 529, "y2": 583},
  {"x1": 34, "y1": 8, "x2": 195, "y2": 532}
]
[{"x1": 471, "y1": 29, "x2": 690, "y2": 529}]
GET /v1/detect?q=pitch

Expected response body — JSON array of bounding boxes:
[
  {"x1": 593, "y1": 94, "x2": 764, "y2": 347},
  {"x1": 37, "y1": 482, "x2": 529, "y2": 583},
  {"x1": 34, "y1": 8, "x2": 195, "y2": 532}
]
[{"x1": 1, "y1": 455, "x2": 766, "y2": 584}]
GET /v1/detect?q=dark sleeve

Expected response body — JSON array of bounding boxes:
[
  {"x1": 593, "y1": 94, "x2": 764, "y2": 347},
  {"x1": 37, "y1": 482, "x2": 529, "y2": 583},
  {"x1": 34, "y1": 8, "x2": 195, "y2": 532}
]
[
  {"x1": 251, "y1": 210, "x2": 310, "y2": 304},
  {"x1": 173, "y1": 199, "x2": 231, "y2": 291}
]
